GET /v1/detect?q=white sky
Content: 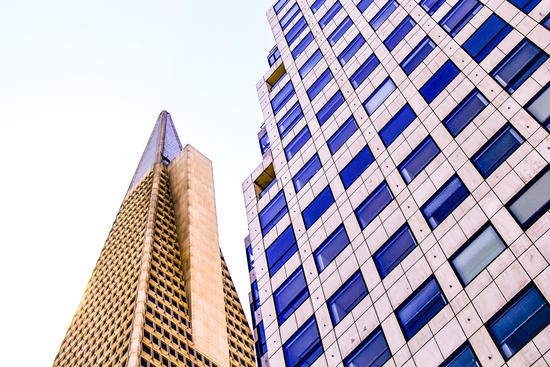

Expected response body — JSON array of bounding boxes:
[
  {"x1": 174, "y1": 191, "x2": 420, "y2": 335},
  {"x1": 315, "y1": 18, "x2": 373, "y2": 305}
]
[{"x1": 0, "y1": 1, "x2": 275, "y2": 365}]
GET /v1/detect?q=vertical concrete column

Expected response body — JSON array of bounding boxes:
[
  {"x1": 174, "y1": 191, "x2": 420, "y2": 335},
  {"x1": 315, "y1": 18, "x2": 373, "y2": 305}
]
[{"x1": 168, "y1": 145, "x2": 230, "y2": 367}]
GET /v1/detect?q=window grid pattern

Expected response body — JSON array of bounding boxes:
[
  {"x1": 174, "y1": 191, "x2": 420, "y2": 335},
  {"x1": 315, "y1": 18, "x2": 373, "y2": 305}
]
[{"x1": 247, "y1": 0, "x2": 550, "y2": 366}]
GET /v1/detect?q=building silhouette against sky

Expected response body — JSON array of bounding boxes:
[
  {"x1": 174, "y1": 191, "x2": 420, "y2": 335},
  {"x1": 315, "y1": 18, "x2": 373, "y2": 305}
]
[
  {"x1": 243, "y1": 0, "x2": 550, "y2": 366},
  {"x1": 53, "y1": 111, "x2": 255, "y2": 367}
]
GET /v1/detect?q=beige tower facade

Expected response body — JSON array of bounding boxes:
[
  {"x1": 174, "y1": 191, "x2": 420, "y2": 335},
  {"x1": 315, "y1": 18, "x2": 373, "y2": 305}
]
[{"x1": 53, "y1": 111, "x2": 255, "y2": 367}]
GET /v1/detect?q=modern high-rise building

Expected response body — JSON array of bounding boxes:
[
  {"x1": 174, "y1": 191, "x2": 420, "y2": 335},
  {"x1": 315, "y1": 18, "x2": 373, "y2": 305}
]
[
  {"x1": 53, "y1": 111, "x2": 255, "y2": 367},
  {"x1": 243, "y1": 0, "x2": 550, "y2": 366}
]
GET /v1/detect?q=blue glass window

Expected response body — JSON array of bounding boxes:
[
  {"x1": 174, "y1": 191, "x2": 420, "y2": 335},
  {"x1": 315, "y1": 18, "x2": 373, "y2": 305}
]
[
  {"x1": 268, "y1": 46, "x2": 281, "y2": 67},
  {"x1": 374, "y1": 224, "x2": 417, "y2": 278},
  {"x1": 317, "y1": 91, "x2": 345, "y2": 125},
  {"x1": 358, "y1": 0, "x2": 374, "y2": 12},
  {"x1": 259, "y1": 132, "x2": 270, "y2": 155},
  {"x1": 526, "y1": 83, "x2": 550, "y2": 131},
  {"x1": 274, "y1": 267, "x2": 309, "y2": 324},
  {"x1": 344, "y1": 327, "x2": 391, "y2": 367},
  {"x1": 303, "y1": 186, "x2": 335, "y2": 229},
  {"x1": 420, "y1": 59, "x2": 460, "y2": 103},
  {"x1": 278, "y1": 102, "x2": 304, "y2": 138},
  {"x1": 271, "y1": 81, "x2": 296, "y2": 115},
  {"x1": 488, "y1": 284, "x2": 550, "y2": 360},
  {"x1": 328, "y1": 271, "x2": 368, "y2": 325},
  {"x1": 307, "y1": 68, "x2": 333, "y2": 100},
  {"x1": 450, "y1": 224, "x2": 506, "y2": 286},
  {"x1": 280, "y1": 3, "x2": 301, "y2": 31},
  {"x1": 251, "y1": 281, "x2": 260, "y2": 311},
  {"x1": 420, "y1": 0, "x2": 446, "y2": 15},
  {"x1": 274, "y1": 0, "x2": 290, "y2": 14},
  {"x1": 266, "y1": 226, "x2": 298, "y2": 276},
  {"x1": 463, "y1": 14, "x2": 512, "y2": 62},
  {"x1": 338, "y1": 34, "x2": 366, "y2": 66},
  {"x1": 319, "y1": 1, "x2": 342, "y2": 29},
  {"x1": 441, "y1": 343, "x2": 480, "y2": 367},
  {"x1": 286, "y1": 17, "x2": 308, "y2": 46},
  {"x1": 543, "y1": 13, "x2": 550, "y2": 30},
  {"x1": 328, "y1": 16, "x2": 353, "y2": 46},
  {"x1": 311, "y1": 0, "x2": 326, "y2": 13},
  {"x1": 350, "y1": 53, "x2": 380, "y2": 89},
  {"x1": 384, "y1": 16, "x2": 416, "y2": 51},
  {"x1": 340, "y1": 145, "x2": 375, "y2": 188},
  {"x1": 259, "y1": 190, "x2": 288, "y2": 235},
  {"x1": 443, "y1": 89, "x2": 488, "y2": 137},
  {"x1": 355, "y1": 181, "x2": 393, "y2": 229},
  {"x1": 398, "y1": 136, "x2": 440, "y2": 184},
  {"x1": 491, "y1": 38, "x2": 548, "y2": 94},
  {"x1": 283, "y1": 317, "x2": 323, "y2": 367},
  {"x1": 370, "y1": 0, "x2": 398, "y2": 30},
  {"x1": 379, "y1": 104, "x2": 416, "y2": 147},
  {"x1": 293, "y1": 155, "x2": 322, "y2": 192},
  {"x1": 507, "y1": 0, "x2": 541, "y2": 13},
  {"x1": 314, "y1": 224, "x2": 350, "y2": 272},
  {"x1": 507, "y1": 167, "x2": 550, "y2": 230},
  {"x1": 292, "y1": 32, "x2": 314, "y2": 59},
  {"x1": 327, "y1": 116, "x2": 358, "y2": 154},
  {"x1": 256, "y1": 322, "x2": 268, "y2": 362},
  {"x1": 421, "y1": 175, "x2": 469, "y2": 229},
  {"x1": 299, "y1": 49, "x2": 323, "y2": 79},
  {"x1": 396, "y1": 276, "x2": 447, "y2": 340},
  {"x1": 246, "y1": 244, "x2": 255, "y2": 271},
  {"x1": 401, "y1": 36, "x2": 436, "y2": 75},
  {"x1": 285, "y1": 126, "x2": 311, "y2": 161},
  {"x1": 363, "y1": 77, "x2": 396, "y2": 115},
  {"x1": 440, "y1": 0, "x2": 482, "y2": 37},
  {"x1": 472, "y1": 123, "x2": 524, "y2": 178}
]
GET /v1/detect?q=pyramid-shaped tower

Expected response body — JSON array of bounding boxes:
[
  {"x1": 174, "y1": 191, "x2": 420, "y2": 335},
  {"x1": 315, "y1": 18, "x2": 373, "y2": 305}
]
[{"x1": 53, "y1": 112, "x2": 255, "y2": 367}]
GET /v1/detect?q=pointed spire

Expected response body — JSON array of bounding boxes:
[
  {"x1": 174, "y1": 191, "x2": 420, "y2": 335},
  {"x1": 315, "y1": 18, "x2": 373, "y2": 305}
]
[{"x1": 128, "y1": 111, "x2": 183, "y2": 191}]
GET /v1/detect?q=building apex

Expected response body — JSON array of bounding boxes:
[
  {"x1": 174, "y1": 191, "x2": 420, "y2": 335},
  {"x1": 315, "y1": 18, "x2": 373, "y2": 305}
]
[{"x1": 128, "y1": 111, "x2": 183, "y2": 192}]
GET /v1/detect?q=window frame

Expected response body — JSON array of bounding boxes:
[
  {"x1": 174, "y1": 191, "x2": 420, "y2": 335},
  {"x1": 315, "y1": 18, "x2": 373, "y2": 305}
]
[
  {"x1": 525, "y1": 82, "x2": 550, "y2": 131},
  {"x1": 273, "y1": 267, "x2": 309, "y2": 324},
  {"x1": 421, "y1": 174, "x2": 470, "y2": 229},
  {"x1": 373, "y1": 223, "x2": 418, "y2": 279},
  {"x1": 302, "y1": 185, "x2": 335, "y2": 229},
  {"x1": 355, "y1": 181, "x2": 394, "y2": 229},
  {"x1": 419, "y1": 59, "x2": 460, "y2": 104},
  {"x1": 343, "y1": 326, "x2": 391, "y2": 367},
  {"x1": 259, "y1": 190, "x2": 288, "y2": 235},
  {"x1": 442, "y1": 88, "x2": 489, "y2": 137},
  {"x1": 398, "y1": 135, "x2": 441, "y2": 184},
  {"x1": 395, "y1": 275, "x2": 448, "y2": 340},
  {"x1": 338, "y1": 34, "x2": 366, "y2": 66},
  {"x1": 266, "y1": 225, "x2": 298, "y2": 276},
  {"x1": 400, "y1": 36, "x2": 436, "y2": 75},
  {"x1": 505, "y1": 165, "x2": 550, "y2": 230},
  {"x1": 440, "y1": 342, "x2": 481, "y2": 367},
  {"x1": 327, "y1": 271, "x2": 369, "y2": 326},
  {"x1": 283, "y1": 316, "x2": 324, "y2": 367},
  {"x1": 284, "y1": 126, "x2": 311, "y2": 161},
  {"x1": 313, "y1": 224, "x2": 351, "y2": 273},
  {"x1": 293, "y1": 154, "x2": 322, "y2": 192},
  {"x1": 339, "y1": 144, "x2": 375, "y2": 189},
  {"x1": 327, "y1": 115, "x2": 359, "y2": 155},
  {"x1": 449, "y1": 222, "x2": 507, "y2": 287},
  {"x1": 490, "y1": 38, "x2": 548, "y2": 94},
  {"x1": 292, "y1": 32, "x2": 314, "y2": 59},
  {"x1": 471, "y1": 122, "x2": 524, "y2": 179},
  {"x1": 384, "y1": 15, "x2": 416, "y2": 51},
  {"x1": 328, "y1": 16, "x2": 353, "y2": 46},
  {"x1": 486, "y1": 282, "x2": 550, "y2": 361}
]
